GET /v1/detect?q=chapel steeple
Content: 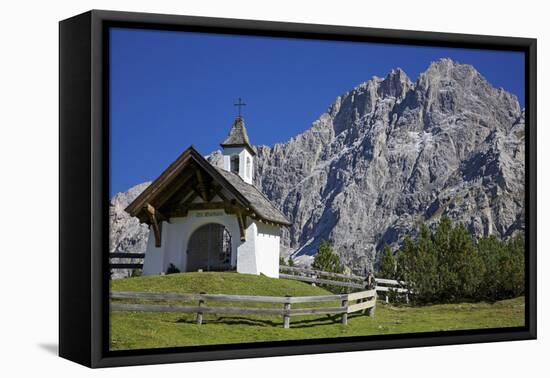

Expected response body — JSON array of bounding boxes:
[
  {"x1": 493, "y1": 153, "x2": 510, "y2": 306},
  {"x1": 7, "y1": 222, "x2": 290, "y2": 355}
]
[{"x1": 220, "y1": 99, "x2": 255, "y2": 184}]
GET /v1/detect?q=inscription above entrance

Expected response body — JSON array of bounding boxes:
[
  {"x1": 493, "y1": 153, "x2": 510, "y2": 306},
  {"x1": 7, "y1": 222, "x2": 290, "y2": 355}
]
[{"x1": 193, "y1": 210, "x2": 225, "y2": 218}]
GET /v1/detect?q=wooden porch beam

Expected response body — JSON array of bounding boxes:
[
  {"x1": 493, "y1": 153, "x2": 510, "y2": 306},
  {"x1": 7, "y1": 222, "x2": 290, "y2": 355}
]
[
  {"x1": 170, "y1": 201, "x2": 241, "y2": 216},
  {"x1": 159, "y1": 179, "x2": 196, "y2": 210},
  {"x1": 151, "y1": 170, "x2": 195, "y2": 209},
  {"x1": 195, "y1": 169, "x2": 209, "y2": 202},
  {"x1": 187, "y1": 202, "x2": 226, "y2": 210},
  {"x1": 210, "y1": 184, "x2": 224, "y2": 202},
  {"x1": 145, "y1": 203, "x2": 164, "y2": 247},
  {"x1": 217, "y1": 191, "x2": 230, "y2": 204},
  {"x1": 237, "y1": 212, "x2": 247, "y2": 242},
  {"x1": 146, "y1": 203, "x2": 167, "y2": 222}
]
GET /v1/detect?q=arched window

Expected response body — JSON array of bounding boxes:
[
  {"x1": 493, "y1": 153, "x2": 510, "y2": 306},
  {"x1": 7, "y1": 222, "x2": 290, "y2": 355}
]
[
  {"x1": 230, "y1": 155, "x2": 239, "y2": 174},
  {"x1": 246, "y1": 157, "x2": 251, "y2": 178}
]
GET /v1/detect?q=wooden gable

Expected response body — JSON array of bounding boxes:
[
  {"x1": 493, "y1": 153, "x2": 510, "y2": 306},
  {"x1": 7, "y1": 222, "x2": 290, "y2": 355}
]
[{"x1": 125, "y1": 146, "x2": 254, "y2": 246}]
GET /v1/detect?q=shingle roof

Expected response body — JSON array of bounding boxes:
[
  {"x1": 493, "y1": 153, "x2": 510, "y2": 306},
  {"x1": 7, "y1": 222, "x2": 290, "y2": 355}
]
[
  {"x1": 214, "y1": 167, "x2": 291, "y2": 226},
  {"x1": 125, "y1": 145, "x2": 291, "y2": 227},
  {"x1": 220, "y1": 116, "x2": 255, "y2": 155}
]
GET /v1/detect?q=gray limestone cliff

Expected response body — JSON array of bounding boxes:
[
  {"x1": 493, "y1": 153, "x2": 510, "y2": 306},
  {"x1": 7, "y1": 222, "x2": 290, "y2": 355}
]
[{"x1": 109, "y1": 182, "x2": 151, "y2": 278}]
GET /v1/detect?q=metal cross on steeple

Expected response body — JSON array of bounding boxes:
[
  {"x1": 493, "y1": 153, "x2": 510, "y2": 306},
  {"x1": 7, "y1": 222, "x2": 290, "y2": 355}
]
[{"x1": 234, "y1": 97, "x2": 246, "y2": 117}]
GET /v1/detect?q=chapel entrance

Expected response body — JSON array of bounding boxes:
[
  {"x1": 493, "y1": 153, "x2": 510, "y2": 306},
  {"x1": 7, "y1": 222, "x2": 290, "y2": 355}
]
[{"x1": 186, "y1": 223, "x2": 233, "y2": 272}]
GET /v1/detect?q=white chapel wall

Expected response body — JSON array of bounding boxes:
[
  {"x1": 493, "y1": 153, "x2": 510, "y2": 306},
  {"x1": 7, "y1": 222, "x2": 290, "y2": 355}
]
[
  {"x1": 142, "y1": 211, "x2": 281, "y2": 278},
  {"x1": 255, "y1": 222, "x2": 281, "y2": 278},
  {"x1": 236, "y1": 220, "x2": 281, "y2": 278},
  {"x1": 142, "y1": 223, "x2": 168, "y2": 275},
  {"x1": 142, "y1": 209, "x2": 241, "y2": 275},
  {"x1": 236, "y1": 220, "x2": 259, "y2": 274}
]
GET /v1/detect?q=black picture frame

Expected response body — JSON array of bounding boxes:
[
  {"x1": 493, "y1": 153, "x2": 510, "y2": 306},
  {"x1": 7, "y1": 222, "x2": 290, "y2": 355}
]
[{"x1": 59, "y1": 9, "x2": 537, "y2": 368}]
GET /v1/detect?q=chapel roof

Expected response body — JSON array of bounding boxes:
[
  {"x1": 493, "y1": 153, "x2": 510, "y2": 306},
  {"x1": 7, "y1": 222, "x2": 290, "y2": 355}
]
[
  {"x1": 214, "y1": 167, "x2": 290, "y2": 226},
  {"x1": 125, "y1": 146, "x2": 291, "y2": 227},
  {"x1": 220, "y1": 116, "x2": 256, "y2": 155}
]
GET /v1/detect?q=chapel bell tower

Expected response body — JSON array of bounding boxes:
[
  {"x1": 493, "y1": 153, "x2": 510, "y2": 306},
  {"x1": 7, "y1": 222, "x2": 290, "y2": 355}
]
[{"x1": 220, "y1": 99, "x2": 255, "y2": 185}]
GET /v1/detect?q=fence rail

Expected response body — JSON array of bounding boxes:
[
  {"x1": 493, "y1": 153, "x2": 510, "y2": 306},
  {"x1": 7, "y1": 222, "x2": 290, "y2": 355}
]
[
  {"x1": 279, "y1": 265, "x2": 411, "y2": 303},
  {"x1": 280, "y1": 265, "x2": 365, "y2": 281},
  {"x1": 110, "y1": 253, "x2": 144, "y2": 270},
  {"x1": 279, "y1": 273, "x2": 365, "y2": 289},
  {"x1": 110, "y1": 289, "x2": 376, "y2": 328},
  {"x1": 108, "y1": 259, "x2": 410, "y2": 302}
]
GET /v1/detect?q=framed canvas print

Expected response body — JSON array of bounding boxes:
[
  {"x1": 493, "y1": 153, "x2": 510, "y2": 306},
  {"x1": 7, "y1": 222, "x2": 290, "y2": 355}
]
[{"x1": 59, "y1": 10, "x2": 536, "y2": 368}]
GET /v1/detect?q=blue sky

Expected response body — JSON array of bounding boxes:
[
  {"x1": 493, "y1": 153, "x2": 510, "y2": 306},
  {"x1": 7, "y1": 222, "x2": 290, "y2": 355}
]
[{"x1": 110, "y1": 28, "x2": 525, "y2": 197}]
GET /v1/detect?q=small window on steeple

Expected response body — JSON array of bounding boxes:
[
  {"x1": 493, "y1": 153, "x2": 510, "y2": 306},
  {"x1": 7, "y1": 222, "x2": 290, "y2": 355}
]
[
  {"x1": 246, "y1": 157, "x2": 251, "y2": 178},
  {"x1": 230, "y1": 155, "x2": 239, "y2": 174}
]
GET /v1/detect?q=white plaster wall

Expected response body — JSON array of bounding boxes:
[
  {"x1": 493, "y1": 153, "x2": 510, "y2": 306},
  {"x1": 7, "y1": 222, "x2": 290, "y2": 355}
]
[
  {"x1": 255, "y1": 222, "x2": 281, "y2": 278},
  {"x1": 142, "y1": 223, "x2": 168, "y2": 275},
  {"x1": 235, "y1": 220, "x2": 281, "y2": 278},
  {"x1": 222, "y1": 146, "x2": 254, "y2": 184},
  {"x1": 142, "y1": 209, "x2": 240, "y2": 275},
  {"x1": 142, "y1": 211, "x2": 281, "y2": 278},
  {"x1": 236, "y1": 220, "x2": 258, "y2": 274}
]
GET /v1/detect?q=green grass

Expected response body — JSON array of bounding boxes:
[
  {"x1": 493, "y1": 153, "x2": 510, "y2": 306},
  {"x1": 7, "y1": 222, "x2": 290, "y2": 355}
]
[
  {"x1": 110, "y1": 272, "x2": 525, "y2": 351},
  {"x1": 111, "y1": 271, "x2": 331, "y2": 297}
]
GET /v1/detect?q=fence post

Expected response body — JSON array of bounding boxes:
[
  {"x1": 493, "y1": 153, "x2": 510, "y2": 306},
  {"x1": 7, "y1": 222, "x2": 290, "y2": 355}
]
[
  {"x1": 196, "y1": 292, "x2": 205, "y2": 325},
  {"x1": 359, "y1": 298, "x2": 367, "y2": 315},
  {"x1": 283, "y1": 296, "x2": 291, "y2": 329},
  {"x1": 311, "y1": 274, "x2": 316, "y2": 287},
  {"x1": 367, "y1": 293, "x2": 376, "y2": 317},
  {"x1": 341, "y1": 296, "x2": 348, "y2": 325}
]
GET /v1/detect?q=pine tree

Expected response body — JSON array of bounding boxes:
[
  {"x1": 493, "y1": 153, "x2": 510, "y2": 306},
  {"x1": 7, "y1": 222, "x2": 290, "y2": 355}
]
[
  {"x1": 378, "y1": 245, "x2": 397, "y2": 279},
  {"x1": 312, "y1": 240, "x2": 343, "y2": 273},
  {"x1": 396, "y1": 236, "x2": 417, "y2": 295},
  {"x1": 502, "y1": 232, "x2": 525, "y2": 298},
  {"x1": 390, "y1": 218, "x2": 524, "y2": 303},
  {"x1": 477, "y1": 235, "x2": 503, "y2": 300},
  {"x1": 449, "y1": 223, "x2": 484, "y2": 300},
  {"x1": 416, "y1": 225, "x2": 438, "y2": 302},
  {"x1": 288, "y1": 256, "x2": 295, "y2": 267},
  {"x1": 433, "y1": 216, "x2": 454, "y2": 299}
]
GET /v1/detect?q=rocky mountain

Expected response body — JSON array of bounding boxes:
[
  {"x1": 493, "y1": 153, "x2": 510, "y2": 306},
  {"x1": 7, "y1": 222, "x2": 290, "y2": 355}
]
[
  {"x1": 109, "y1": 58, "x2": 525, "y2": 273},
  {"x1": 109, "y1": 182, "x2": 151, "y2": 278}
]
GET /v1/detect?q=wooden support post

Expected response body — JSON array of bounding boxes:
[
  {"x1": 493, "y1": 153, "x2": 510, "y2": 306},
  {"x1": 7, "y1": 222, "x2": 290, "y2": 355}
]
[
  {"x1": 237, "y1": 213, "x2": 247, "y2": 242},
  {"x1": 152, "y1": 221, "x2": 162, "y2": 248},
  {"x1": 359, "y1": 298, "x2": 367, "y2": 315},
  {"x1": 311, "y1": 274, "x2": 316, "y2": 287},
  {"x1": 145, "y1": 203, "x2": 165, "y2": 247},
  {"x1": 196, "y1": 293, "x2": 205, "y2": 325},
  {"x1": 367, "y1": 295, "x2": 376, "y2": 317},
  {"x1": 385, "y1": 295, "x2": 389, "y2": 304},
  {"x1": 405, "y1": 293, "x2": 410, "y2": 304},
  {"x1": 195, "y1": 169, "x2": 209, "y2": 202},
  {"x1": 341, "y1": 297, "x2": 348, "y2": 325},
  {"x1": 283, "y1": 296, "x2": 291, "y2": 329},
  {"x1": 210, "y1": 185, "x2": 223, "y2": 202}
]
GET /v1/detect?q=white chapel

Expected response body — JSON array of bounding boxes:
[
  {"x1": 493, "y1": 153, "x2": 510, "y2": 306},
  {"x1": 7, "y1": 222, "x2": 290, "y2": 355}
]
[{"x1": 125, "y1": 113, "x2": 291, "y2": 278}]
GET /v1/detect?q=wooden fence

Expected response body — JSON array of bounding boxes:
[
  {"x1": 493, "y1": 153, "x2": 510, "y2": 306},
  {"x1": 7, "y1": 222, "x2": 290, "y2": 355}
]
[
  {"x1": 110, "y1": 289, "x2": 376, "y2": 328},
  {"x1": 279, "y1": 265, "x2": 411, "y2": 303},
  {"x1": 108, "y1": 256, "x2": 410, "y2": 302},
  {"x1": 110, "y1": 253, "x2": 144, "y2": 270},
  {"x1": 375, "y1": 277, "x2": 411, "y2": 303}
]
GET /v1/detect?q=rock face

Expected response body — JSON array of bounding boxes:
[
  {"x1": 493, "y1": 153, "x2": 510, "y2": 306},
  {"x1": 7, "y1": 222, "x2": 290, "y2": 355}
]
[
  {"x1": 109, "y1": 182, "x2": 151, "y2": 278},
  {"x1": 109, "y1": 58, "x2": 525, "y2": 273}
]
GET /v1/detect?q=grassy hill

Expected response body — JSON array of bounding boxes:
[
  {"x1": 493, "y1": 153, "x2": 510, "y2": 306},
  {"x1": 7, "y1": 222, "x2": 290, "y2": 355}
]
[
  {"x1": 110, "y1": 272, "x2": 525, "y2": 351},
  {"x1": 111, "y1": 271, "x2": 333, "y2": 297}
]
